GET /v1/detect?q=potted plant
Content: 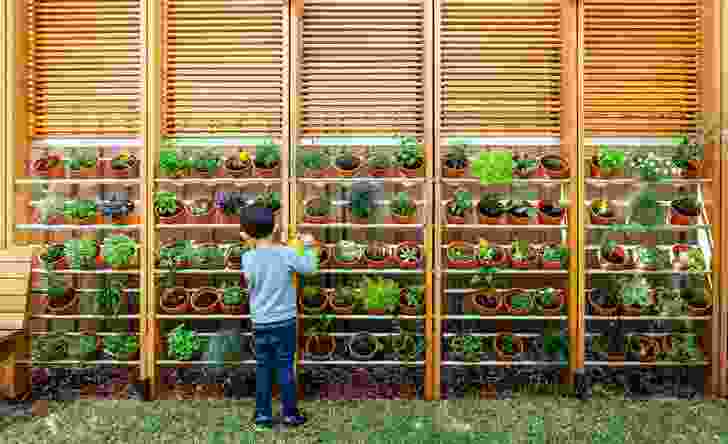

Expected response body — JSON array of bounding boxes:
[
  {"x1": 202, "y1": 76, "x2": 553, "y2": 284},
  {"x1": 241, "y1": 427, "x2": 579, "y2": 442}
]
[
  {"x1": 303, "y1": 314, "x2": 336, "y2": 360},
  {"x1": 671, "y1": 141, "x2": 703, "y2": 178},
  {"x1": 334, "y1": 147, "x2": 362, "y2": 177},
  {"x1": 661, "y1": 333, "x2": 703, "y2": 362},
  {"x1": 301, "y1": 285, "x2": 329, "y2": 314},
  {"x1": 214, "y1": 191, "x2": 245, "y2": 225},
  {"x1": 255, "y1": 190, "x2": 282, "y2": 218},
  {"x1": 334, "y1": 240, "x2": 363, "y2": 268},
  {"x1": 159, "y1": 149, "x2": 191, "y2": 178},
  {"x1": 328, "y1": 286, "x2": 354, "y2": 314},
  {"x1": 65, "y1": 147, "x2": 98, "y2": 178},
  {"x1": 635, "y1": 246, "x2": 662, "y2": 271},
  {"x1": 192, "y1": 243, "x2": 225, "y2": 269},
  {"x1": 39, "y1": 243, "x2": 66, "y2": 269},
  {"x1": 625, "y1": 335, "x2": 659, "y2": 362},
  {"x1": 448, "y1": 335, "x2": 482, "y2": 362},
  {"x1": 590, "y1": 199, "x2": 617, "y2": 225},
  {"x1": 541, "y1": 331, "x2": 568, "y2": 361},
  {"x1": 599, "y1": 239, "x2": 631, "y2": 270},
  {"x1": 188, "y1": 198, "x2": 216, "y2": 224},
  {"x1": 400, "y1": 286, "x2": 424, "y2": 316},
  {"x1": 154, "y1": 191, "x2": 187, "y2": 224},
  {"x1": 224, "y1": 151, "x2": 253, "y2": 178},
  {"x1": 32, "y1": 333, "x2": 69, "y2": 362},
  {"x1": 506, "y1": 200, "x2": 534, "y2": 225},
  {"x1": 539, "y1": 154, "x2": 569, "y2": 178},
  {"x1": 537, "y1": 200, "x2": 565, "y2": 225},
  {"x1": 494, "y1": 332, "x2": 524, "y2": 361},
  {"x1": 63, "y1": 199, "x2": 98, "y2": 225},
  {"x1": 63, "y1": 239, "x2": 98, "y2": 270},
  {"x1": 347, "y1": 333, "x2": 382, "y2": 360},
  {"x1": 101, "y1": 235, "x2": 139, "y2": 270},
  {"x1": 368, "y1": 151, "x2": 395, "y2": 177},
  {"x1": 158, "y1": 240, "x2": 195, "y2": 269},
  {"x1": 446, "y1": 241, "x2": 477, "y2": 269},
  {"x1": 313, "y1": 241, "x2": 330, "y2": 268},
  {"x1": 109, "y1": 150, "x2": 138, "y2": 178},
  {"x1": 512, "y1": 154, "x2": 538, "y2": 178},
  {"x1": 362, "y1": 276, "x2": 400, "y2": 315},
  {"x1": 221, "y1": 283, "x2": 249, "y2": 314},
  {"x1": 670, "y1": 194, "x2": 701, "y2": 225},
  {"x1": 391, "y1": 333, "x2": 420, "y2": 361},
  {"x1": 533, "y1": 287, "x2": 564, "y2": 316},
  {"x1": 395, "y1": 242, "x2": 421, "y2": 269},
  {"x1": 300, "y1": 149, "x2": 329, "y2": 178},
  {"x1": 303, "y1": 196, "x2": 333, "y2": 224},
  {"x1": 477, "y1": 193, "x2": 506, "y2": 224},
  {"x1": 96, "y1": 277, "x2": 125, "y2": 316},
  {"x1": 395, "y1": 136, "x2": 424, "y2": 177},
  {"x1": 32, "y1": 153, "x2": 65, "y2": 178},
  {"x1": 443, "y1": 143, "x2": 469, "y2": 177},
  {"x1": 225, "y1": 243, "x2": 249, "y2": 270},
  {"x1": 103, "y1": 335, "x2": 140, "y2": 361},
  {"x1": 504, "y1": 290, "x2": 532, "y2": 316},
  {"x1": 587, "y1": 287, "x2": 619, "y2": 316},
  {"x1": 445, "y1": 189, "x2": 473, "y2": 224},
  {"x1": 350, "y1": 185, "x2": 375, "y2": 224},
  {"x1": 682, "y1": 287, "x2": 711, "y2": 316},
  {"x1": 160, "y1": 286, "x2": 189, "y2": 314},
  {"x1": 167, "y1": 324, "x2": 203, "y2": 361},
  {"x1": 630, "y1": 151, "x2": 668, "y2": 181},
  {"x1": 591, "y1": 148, "x2": 626, "y2": 178},
  {"x1": 365, "y1": 242, "x2": 391, "y2": 268},
  {"x1": 390, "y1": 191, "x2": 417, "y2": 224},
  {"x1": 477, "y1": 240, "x2": 509, "y2": 268},
  {"x1": 618, "y1": 276, "x2": 655, "y2": 316},
  {"x1": 73, "y1": 334, "x2": 100, "y2": 361},
  {"x1": 190, "y1": 287, "x2": 221, "y2": 314},
  {"x1": 42, "y1": 271, "x2": 78, "y2": 314},
  {"x1": 253, "y1": 138, "x2": 281, "y2": 177},
  {"x1": 541, "y1": 244, "x2": 568, "y2": 269},
  {"x1": 468, "y1": 288, "x2": 501, "y2": 316},
  {"x1": 32, "y1": 192, "x2": 65, "y2": 225},
  {"x1": 509, "y1": 240, "x2": 535, "y2": 269}
]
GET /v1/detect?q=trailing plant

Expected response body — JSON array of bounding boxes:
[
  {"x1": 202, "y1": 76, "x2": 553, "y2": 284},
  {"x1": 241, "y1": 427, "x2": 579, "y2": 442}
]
[
  {"x1": 391, "y1": 191, "x2": 416, "y2": 217},
  {"x1": 101, "y1": 235, "x2": 138, "y2": 269},
  {"x1": 448, "y1": 190, "x2": 473, "y2": 217},
  {"x1": 254, "y1": 138, "x2": 281, "y2": 168},
  {"x1": 154, "y1": 191, "x2": 179, "y2": 217},
  {"x1": 395, "y1": 136, "x2": 424, "y2": 169},
  {"x1": 167, "y1": 324, "x2": 203, "y2": 361}
]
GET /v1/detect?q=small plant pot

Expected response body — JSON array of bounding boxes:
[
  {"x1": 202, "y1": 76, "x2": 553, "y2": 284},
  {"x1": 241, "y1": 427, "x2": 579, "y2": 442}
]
[
  {"x1": 367, "y1": 307, "x2": 387, "y2": 316},
  {"x1": 636, "y1": 336, "x2": 660, "y2": 362},
  {"x1": 160, "y1": 287, "x2": 190, "y2": 314},
  {"x1": 539, "y1": 155, "x2": 570, "y2": 178},
  {"x1": 254, "y1": 161, "x2": 280, "y2": 178},
  {"x1": 509, "y1": 248, "x2": 537, "y2": 269},
  {"x1": 399, "y1": 384, "x2": 417, "y2": 399},
  {"x1": 221, "y1": 300, "x2": 245, "y2": 314},
  {"x1": 32, "y1": 157, "x2": 65, "y2": 178},
  {"x1": 468, "y1": 289, "x2": 501, "y2": 316},
  {"x1": 395, "y1": 241, "x2": 421, "y2": 269},
  {"x1": 494, "y1": 333, "x2": 524, "y2": 361},
  {"x1": 69, "y1": 164, "x2": 100, "y2": 179},
  {"x1": 671, "y1": 244, "x2": 690, "y2": 271},
  {"x1": 537, "y1": 201, "x2": 565, "y2": 225},
  {"x1": 216, "y1": 212, "x2": 240, "y2": 225},
  {"x1": 300, "y1": 288, "x2": 330, "y2": 314},
  {"x1": 224, "y1": 157, "x2": 253, "y2": 178},
  {"x1": 39, "y1": 244, "x2": 67, "y2": 270},
  {"x1": 190, "y1": 287, "x2": 220, "y2": 314},
  {"x1": 480, "y1": 383, "x2": 497, "y2": 399},
  {"x1": 314, "y1": 243, "x2": 331, "y2": 268},
  {"x1": 392, "y1": 213, "x2": 417, "y2": 225},
  {"x1": 535, "y1": 289, "x2": 565, "y2": 316},
  {"x1": 347, "y1": 333, "x2": 382, "y2": 361},
  {"x1": 399, "y1": 289, "x2": 421, "y2": 316},
  {"x1": 620, "y1": 290, "x2": 657, "y2": 316},
  {"x1": 187, "y1": 199, "x2": 216, "y2": 225},
  {"x1": 304, "y1": 335, "x2": 336, "y2": 360},
  {"x1": 687, "y1": 301, "x2": 711, "y2": 316},
  {"x1": 477, "y1": 208, "x2": 505, "y2": 225},
  {"x1": 635, "y1": 254, "x2": 659, "y2": 272},
  {"x1": 399, "y1": 161, "x2": 424, "y2": 178},
  {"x1": 335, "y1": 257, "x2": 361, "y2": 268},
  {"x1": 446, "y1": 241, "x2": 478, "y2": 269},
  {"x1": 541, "y1": 258, "x2": 565, "y2": 270},
  {"x1": 670, "y1": 203, "x2": 699, "y2": 226},
  {"x1": 478, "y1": 246, "x2": 509, "y2": 268},
  {"x1": 108, "y1": 250, "x2": 140, "y2": 271},
  {"x1": 365, "y1": 247, "x2": 391, "y2": 269},
  {"x1": 599, "y1": 247, "x2": 632, "y2": 270},
  {"x1": 156, "y1": 202, "x2": 187, "y2": 224},
  {"x1": 44, "y1": 288, "x2": 79, "y2": 315},
  {"x1": 503, "y1": 290, "x2": 532, "y2": 316},
  {"x1": 507, "y1": 211, "x2": 531, "y2": 226},
  {"x1": 330, "y1": 289, "x2": 354, "y2": 314},
  {"x1": 674, "y1": 159, "x2": 703, "y2": 178},
  {"x1": 368, "y1": 166, "x2": 394, "y2": 177},
  {"x1": 108, "y1": 156, "x2": 138, "y2": 178},
  {"x1": 587, "y1": 290, "x2": 618, "y2": 316},
  {"x1": 443, "y1": 161, "x2": 468, "y2": 178},
  {"x1": 334, "y1": 156, "x2": 363, "y2": 177},
  {"x1": 445, "y1": 202, "x2": 468, "y2": 225}
]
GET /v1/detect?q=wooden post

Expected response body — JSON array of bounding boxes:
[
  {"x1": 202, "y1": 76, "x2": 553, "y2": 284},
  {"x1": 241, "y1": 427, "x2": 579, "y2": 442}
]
[{"x1": 720, "y1": 0, "x2": 728, "y2": 399}]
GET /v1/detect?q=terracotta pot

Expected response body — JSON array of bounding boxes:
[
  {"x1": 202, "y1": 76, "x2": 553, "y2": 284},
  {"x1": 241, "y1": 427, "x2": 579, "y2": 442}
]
[
  {"x1": 620, "y1": 289, "x2": 657, "y2": 316},
  {"x1": 670, "y1": 204, "x2": 698, "y2": 226},
  {"x1": 32, "y1": 157, "x2": 66, "y2": 178},
  {"x1": 445, "y1": 201, "x2": 468, "y2": 225},
  {"x1": 446, "y1": 241, "x2": 478, "y2": 269},
  {"x1": 535, "y1": 289, "x2": 565, "y2": 316},
  {"x1": 443, "y1": 163, "x2": 468, "y2": 178},
  {"x1": 587, "y1": 291, "x2": 618, "y2": 316},
  {"x1": 478, "y1": 246, "x2": 509, "y2": 268},
  {"x1": 304, "y1": 335, "x2": 336, "y2": 360},
  {"x1": 335, "y1": 257, "x2": 361, "y2": 268},
  {"x1": 303, "y1": 168, "x2": 325, "y2": 178},
  {"x1": 507, "y1": 211, "x2": 531, "y2": 226},
  {"x1": 392, "y1": 214, "x2": 416, "y2": 225},
  {"x1": 399, "y1": 289, "x2": 421, "y2": 316},
  {"x1": 44, "y1": 288, "x2": 79, "y2": 315},
  {"x1": 108, "y1": 156, "x2": 138, "y2": 178},
  {"x1": 675, "y1": 159, "x2": 703, "y2": 178},
  {"x1": 608, "y1": 352, "x2": 625, "y2": 361},
  {"x1": 191, "y1": 287, "x2": 221, "y2": 314},
  {"x1": 687, "y1": 301, "x2": 711, "y2": 316},
  {"x1": 468, "y1": 289, "x2": 501, "y2": 316},
  {"x1": 224, "y1": 158, "x2": 253, "y2": 178},
  {"x1": 221, "y1": 300, "x2": 245, "y2": 314},
  {"x1": 254, "y1": 162, "x2": 280, "y2": 178},
  {"x1": 480, "y1": 384, "x2": 497, "y2": 399},
  {"x1": 187, "y1": 199, "x2": 216, "y2": 225},
  {"x1": 365, "y1": 250, "x2": 391, "y2": 269},
  {"x1": 330, "y1": 289, "x2": 354, "y2": 314},
  {"x1": 369, "y1": 167, "x2": 394, "y2": 177},
  {"x1": 478, "y1": 213, "x2": 505, "y2": 225},
  {"x1": 503, "y1": 290, "x2": 532, "y2": 316},
  {"x1": 539, "y1": 155, "x2": 570, "y2": 178},
  {"x1": 156, "y1": 202, "x2": 187, "y2": 224},
  {"x1": 160, "y1": 287, "x2": 190, "y2": 314},
  {"x1": 367, "y1": 307, "x2": 387, "y2": 316},
  {"x1": 399, "y1": 384, "x2": 417, "y2": 399},
  {"x1": 599, "y1": 246, "x2": 631, "y2": 270},
  {"x1": 537, "y1": 201, "x2": 565, "y2": 225},
  {"x1": 399, "y1": 161, "x2": 424, "y2": 178},
  {"x1": 216, "y1": 212, "x2": 240, "y2": 225},
  {"x1": 69, "y1": 165, "x2": 99, "y2": 178},
  {"x1": 395, "y1": 241, "x2": 421, "y2": 269},
  {"x1": 334, "y1": 156, "x2": 363, "y2": 177},
  {"x1": 300, "y1": 288, "x2": 330, "y2": 314},
  {"x1": 636, "y1": 336, "x2": 659, "y2": 362},
  {"x1": 494, "y1": 333, "x2": 524, "y2": 361}
]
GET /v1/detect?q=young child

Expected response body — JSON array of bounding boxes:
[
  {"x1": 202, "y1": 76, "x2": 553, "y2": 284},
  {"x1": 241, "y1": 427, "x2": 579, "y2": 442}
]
[{"x1": 239, "y1": 205, "x2": 318, "y2": 430}]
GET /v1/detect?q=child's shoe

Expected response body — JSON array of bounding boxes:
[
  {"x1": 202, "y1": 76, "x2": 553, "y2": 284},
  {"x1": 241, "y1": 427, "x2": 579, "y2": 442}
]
[
  {"x1": 282, "y1": 410, "x2": 307, "y2": 427},
  {"x1": 252, "y1": 415, "x2": 273, "y2": 431}
]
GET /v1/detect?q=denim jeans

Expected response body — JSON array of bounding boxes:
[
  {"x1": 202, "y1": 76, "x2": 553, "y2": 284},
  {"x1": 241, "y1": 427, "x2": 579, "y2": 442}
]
[{"x1": 253, "y1": 317, "x2": 298, "y2": 421}]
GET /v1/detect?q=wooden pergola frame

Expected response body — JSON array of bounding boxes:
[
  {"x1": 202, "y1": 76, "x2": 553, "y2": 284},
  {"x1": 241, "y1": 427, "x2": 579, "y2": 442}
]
[{"x1": 1, "y1": 0, "x2": 725, "y2": 400}]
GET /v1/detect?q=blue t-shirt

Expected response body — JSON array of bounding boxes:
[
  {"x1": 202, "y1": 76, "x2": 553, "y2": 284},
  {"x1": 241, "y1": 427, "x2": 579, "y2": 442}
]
[{"x1": 241, "y1": 245, "x2": 317, "y2": 326}]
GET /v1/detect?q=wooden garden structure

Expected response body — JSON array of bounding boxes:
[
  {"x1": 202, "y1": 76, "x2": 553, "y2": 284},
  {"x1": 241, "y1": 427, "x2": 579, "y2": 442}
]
[{"x1": 0, "y1": 0, "x2": 726, "y2": 400}]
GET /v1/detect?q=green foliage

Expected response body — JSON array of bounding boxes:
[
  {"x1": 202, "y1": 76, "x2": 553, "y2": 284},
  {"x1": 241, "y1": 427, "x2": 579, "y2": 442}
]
[
  {"x1": 192, "y1": 244, "x2": 225, "y2": 269},
  {"x1": 65, "y1": 147, "x2": 97, "y2": 170},
  {"x1": 511, "y1": 240, "x2": 530, "y2": 261},
  {"x1": 306, "y1": 196, "x2": 332, "y2": 217},
  {"x1": 158, "y1": 240, "x2": 195, "y2": 269},
  {"x1": 41, "y1": 244, "x2": 65, "y2": 264},
  {"x1": 448, "y1": 245, "x2": 473, "y2": 261},
  {"x1": 102, "y1": 235, "x2": 138, "y2": 268},
  {"x1": 301, "y1": 149, "x2": 328, "y2": 171},
  {"x1": 672, "y1": 139, "x2": 703, "y2": 168},
  {"x1": 78, "y1": 335, "x2": 98, "y2": 357},
  {"x1": 535, "y1": 287, "x2": 558, "y2": 307},
  {"x1": 445, "y1": 143, "x2": 468, "y2": 165},
  {"x1": 404, "y1": 286, "x2": 424, "y2": 307},
  {"x1": 600, "y1": 239, "x2": 619, "y2": 260},
  {"x1": 391, "y1": 191, "x2": 416, "y2": 217},
  {"x1": 626, "y1": 188, "x2": 664, "y2": 226},
  {"x1": 362, "y1": 277, "x2": 400, "y2": 312},
  {"x1": 513, "y1": 155, "x2": 538, "y2": 173},
  {"x1": 167, "y1": 324, "x2": 202, "y2": 361},
  {"x1": 335, "y1": 240, "x2": 363, "y2": 263},
  {"x1": 255, "y1": 190, "x2": 281, "y2": 212},
  {"x1": 618, "y1": 276, "x2": 650, "y2": 307},
  {"x1": 63, "y1": 239, "x2": 97, "y2": 269},
  {"x1": 63, "y1": 199, "x2": 97, "y2": 220},
  {"x1": 687, "y1": 248, "x2": 706, "y2": 272},
  {"x1": 305, "y1": 313, "x2": 335, "y2": 337},
  {"x1": 190, "y1": 147, "x2": 221, "y2": 174},
  {"x1": 158, "y1": 149, "x2": 191, "y2": 176},
  {"x1": 543, "y1": 334, "x2": 567, "y2": 356},
  {"x1": 33, "y1": 192, "x2": 65, "y2": 223},
  {"x1": 500, "y1": 334, "x2": 515, "y2": 354},
  {"x1": 350, "y1": 187, "x2": 373, "y2": 219},
  {"x1": 395, "y1": 136, "x2": 424, "y2": 169},
  {"x1": 255, "y1": 138, "x2": 281, "y2": 168},
  {"x1": 103, "y1": 335, "x2": 139, "y2": 359},
  {"x1": 672, "y1": 194, "x2": 700, "y2": 212},
  {"x1": 154, "y1": 191, "x2": 178, "y2": 216},
  {"x1": 369, "y1": 151, "x2": 393, "y2": 169},
  {"x1": 596, "y1": 147, "x2": 626, "y2": 170},
  {"x1": 398, "y1": 245, "x2": 419, "y2": 262},
  {"x1": 96, "y1": 277, "x2": 125, "y2": 316},
  {"x1": 510, "y1": 293, "x2": 531, "y2": 311},
  {"x1": 42, "y1": 269, "x2": 67, "y2": 300},
  {"x1": 471, "y1": 151, "x2": 513, "y2": 185},
  {"x1": 542, "y1": 244, "x2": 568, "y2": 264},
  {"x1": 32, "y1": 333, "x2": 68, "y2": 362},
  {"x1": 448, "y1": 190, "x2": 473, "y2": 217},
  {"x1": 222, "y1": 285, "x2": 243, "y2": 305}
]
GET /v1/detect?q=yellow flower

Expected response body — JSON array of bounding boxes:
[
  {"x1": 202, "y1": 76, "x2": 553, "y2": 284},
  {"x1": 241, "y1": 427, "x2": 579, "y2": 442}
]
[
  {"x1": 239, "y1": 151, "x2": 250, "y2": 162},
  {"x1": 118, "y1": 151, "x2": 129, "y2": 161}
]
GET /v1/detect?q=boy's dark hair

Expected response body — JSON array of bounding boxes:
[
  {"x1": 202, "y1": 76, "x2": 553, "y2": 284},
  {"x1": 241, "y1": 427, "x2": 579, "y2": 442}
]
[{"x1": 240, "y1": 204, "x2": 275, "y2": 239}]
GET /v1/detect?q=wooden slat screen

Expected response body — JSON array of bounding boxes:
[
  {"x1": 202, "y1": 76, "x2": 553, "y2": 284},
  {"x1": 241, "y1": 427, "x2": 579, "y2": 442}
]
[
  {"x1": 439, "y1": 0, "x2": 561, "y2": 136},
  {"x1": 27, "y1": 0, "x2": 142, "y2": 136},
  {"x1": 163, "y1": 0, "x2": 287, "y2": 135},
  {"x1": 583, "y1": 0, "x2": 702, "y2": 136},
  {"x1": 299, "y1": 0, "x2": 426, "y2": 137}
]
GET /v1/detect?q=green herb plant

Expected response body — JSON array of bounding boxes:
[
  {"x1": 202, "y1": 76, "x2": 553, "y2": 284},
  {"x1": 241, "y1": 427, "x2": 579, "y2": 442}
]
[
  {"x1": 102, "y1": 235, "x2": 138, "y2": 269},
  {"x1": 167, "y1": 324, "x2": 203, "y2": 361},
  {"x1": 256, "y1": 190, "x2": 281, "y2": 213},
  {"x1": 63, "y1": 199, "x2": 97, "y2": 221},
  {"x1": 447, "y1": 190, "x2": 473, "y2": 217},
  {"x1": 391, "y1": 191, "x2": 416, "y2": 217},
  {"x1": 33, "y1": 192, "x2": 65, "y2": 224},
  {"x1": 395, "y1": 136, "x2": 424, "y2": 170},
  {"x1": 362, "y1": 277, "x2": 400, "y2": 314},
  {"x1": 103, "y1": 335, "x2": 139, "y2": 360},
  {"x1": 65, "y1": 147, "x2": 97, "y2": 170},
  {"x1": 63, "y1": 239, "x2": 97, "y2": 269},
  {"x1": 254, "y1": 138, "x2": 281, "y2": 168},
  {"x1": 154, "y1": 191, "x2": 178, "y2": 217},
  {"x1": 470, "y1": 151, "x2": 513, "y2": 185}
]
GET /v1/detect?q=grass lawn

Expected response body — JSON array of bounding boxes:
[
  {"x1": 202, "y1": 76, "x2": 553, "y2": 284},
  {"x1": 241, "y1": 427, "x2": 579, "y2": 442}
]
[{"x1": 1, "y1": 393, "x2": 727, "y2": 444}]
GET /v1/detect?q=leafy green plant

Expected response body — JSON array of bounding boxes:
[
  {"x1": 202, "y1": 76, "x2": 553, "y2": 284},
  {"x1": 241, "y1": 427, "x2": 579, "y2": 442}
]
[
  {"x1": 404, "y1": 286, "x2": 424, "y2": 308},
  {"x1": 478, "y1": 241, "x2": 501, "y2": 262},
  {"x1": 301, "y1": 149, "x2": 328, "y2": 172},
  {"x1": 335, "y1": 147, "x2": 359, "y2": 170},
  {"x1": 254, "y1": 138, "x2": 281, "y2": 168},
  {"x1": 447, "y1": 245, "x2": 473, "y2": 261},
  {"x1": 672, "y1": 139, "x2": 703, "y2": 169},
  {"x1": 103, "y1": 335, "x2": 139, "y2": 360},
  {"x1": 600, "y1": 239, "x2": 622, "y2": 262},
  {"x1": 33, "y1": 192, "x2": 65, "y2": 224},
  {"x1": 500, "y1": 334, "x2": 516, "y2": 354},
  {"x1": 40, "y1": 244, "x2": 65, "y2": 265},
  {"x1": 542, "y1": 244, "x2": 568, "y2": 265},
  {"x1": 513, "y1": 154, "x2": 538, "y2": 175},
  {"x1": 350, "y1": 187, "x2": 373, "y2": 219},
  {"x1": 192, "y1": 244, "x2": 225, "y2": 269},
  {"x1": 631, "y1": 152, "x2": 668, "y2": 181},
  {"x1": 167, "y1": 324, "x2": 202, "y2": 361},
  {"x1": 191, "y1": 146, "x2": 222, "y2": 174},
  {"x1": 189, "y1": 199, "x2": 213, "y2": 217},
  {"x1": 154, "y1": 191, "x2": 178, "y2": 217},
  {"x1": 159, "y1": 149, "x2": 191, "y2": 176},
  {"x1": 447, "y1": 190, "x2": 473, "y2": 217},
  {"x1": 395, "y1": 136, "x2": 424, "y2": 170},
  {"x1": 158, "y1": 240, "x2": 195, "y2": 269},
  {"x1": 687, "y1": 248, "x2": 706, "y2": 272},
  {"x1": 511, "y1": 240, "x2": 530, "y2": 261},
  {"x1": 471, "y1": 151, "x2": 513, "y2": 185},
  {"x1": 306, "y1": 196, "x2": 332, "y2": 217},
  {"x1": 398, "y1": 245, "x2": 419, "y2": 262},
  {"x1": 77, "y1": 335, "x2": 98, "y2": 359},
  {"x1": 391, "y1": 191, "x2": 416, "y2": 217},
  {"x1": 256, "y1": 190, "x2": 281, "y2": 213},
  {"x1": 461, "y1": 336, "x2": 482, "y2": 361},
  {"x1": 63, "y1": 239, "x2": 97, "y2": 269},
  {"x1": 477, "y1": 193, "x2": 505, "y2": 217},
  {"x1": 543, "y1": 334, "x2": 567, "y2": 356},
  {"x1": 510, "y1": 293, "x2": 531, "y2": 311},
  {"x1": 362, "y1": 277, "x2": 400, "y2": 313},
  {"x1": 535, "y1": 288, "x2": 558, "y2": 308},
  {"x1": 63, "y1": 199, "x2": 97, "y2": 221},
  {"x1": 369, "y1": 151, "x2": 393, "y2": 169},
  {"x1": 618, "y1": 276, "x2": 650, "y2": 307},
  {"x1": 96, "y1": 277, "x2": 126, "y2": 316},
  {"x1": 222, "y1": 284, "x2": 243, "y2": 305},
  {"x1": 596, "y1": 147, "x2": 626, "y2": 170},
  {"x1": 32, "y1": 333, "x2": 68, "y2": 362},
  {"x1": 672, "y1": 194, "x2": 700, "y2": 213},
  {"x1": 42, "y1": 269, "x2": 67, "y2": 301},
  {"x1": 65, "y1": 147, "x2": 97, "y2": 170},
  {"x1": 664, "y1": 333, "x2": 703, "y2": 362},
  {"x1": 636, "y1": 246, "x2": 659, "y2": 266},
  {"x1": 102, "y1": 235, "x2": 138, "y2": 269},
  {"x1": 626, "y1": 189, "x2": 664, "y2": 226},
  {"x1": 445, "y1": 143, "x2": 468, "y2": 169},
  {"x1": 335, "y1": 240, "x2": 363, "y2": 263}
]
